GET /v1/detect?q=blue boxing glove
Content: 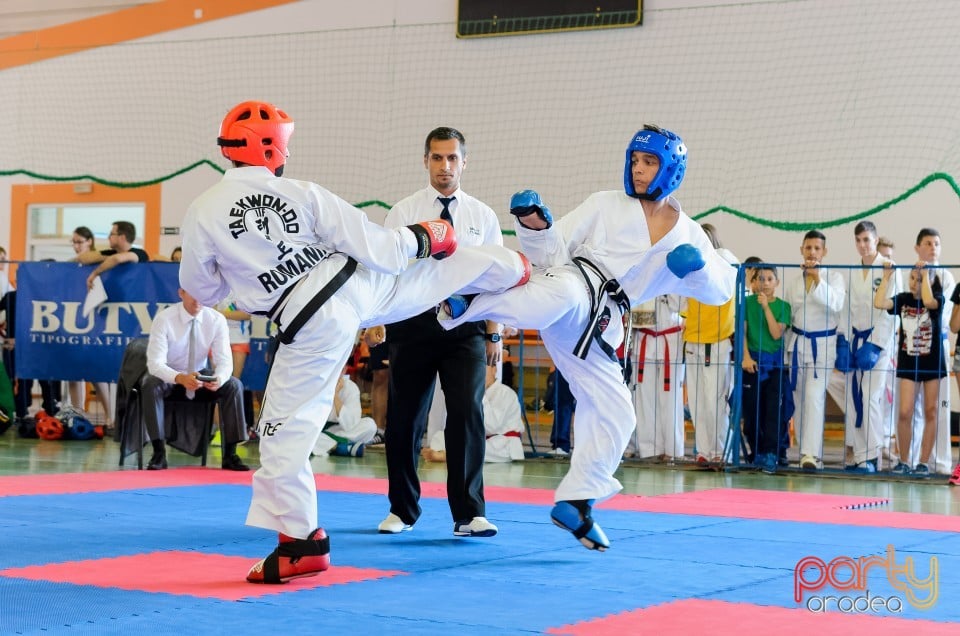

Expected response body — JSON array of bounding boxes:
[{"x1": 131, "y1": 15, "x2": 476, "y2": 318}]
[
  {"x1": 834, "y1": 334, "x2": 852, "y2": 373},
  {"x1": 665, "y1": 244, "x2": 705, "y2": 278},
  {"x1": 442, "y1": 294, "x2": 471, "y2": 320},
  {"x1": 510, "y1": 189, "x2": 553, "y2": 230},
  {"x1": 854, "y1": 341, "x2": 883, "y2": 371}
]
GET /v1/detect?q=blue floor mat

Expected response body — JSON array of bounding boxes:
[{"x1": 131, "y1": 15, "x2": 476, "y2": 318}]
[{"x1": 1, "y1": 484, "x2": 957, "y2": 633}]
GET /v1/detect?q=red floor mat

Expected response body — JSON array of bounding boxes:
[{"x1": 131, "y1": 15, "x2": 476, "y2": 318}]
[{"x1": 547, "y1": 598, "x2": 960, "y2": 635}]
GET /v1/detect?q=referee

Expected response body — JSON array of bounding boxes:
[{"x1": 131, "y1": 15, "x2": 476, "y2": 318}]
[{"x1": 377, "y1": 127, "x2": 503, "y2": 538}]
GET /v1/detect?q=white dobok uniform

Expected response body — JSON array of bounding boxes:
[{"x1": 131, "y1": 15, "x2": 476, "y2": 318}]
[
  {"x1": 784, "y1": 269, "x2": 845, "y2": 462},
  {"x1": 440, "y1": 191, "x2": 736, "y2": 503},
  {"x1": 832, "y1": 258, "x2": 901, "y2": 466},
  {"x1": 312, "y1": 374, "x2": 377, "y2": 455},
  {"x1": 179, "y1": 166, "x2": 528, "y2": 539},
  {"x1": 429, "y1": 381, "x2": 526, "y2": 463},
  {"x1": 626, "y1": 295, "x2": 685, "y2": 459}
]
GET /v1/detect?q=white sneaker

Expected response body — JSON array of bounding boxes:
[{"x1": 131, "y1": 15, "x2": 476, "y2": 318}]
[
  {"x1": 547, "y1": 447, "x2": 569, "y2": 457},
  {"x1": 799, "y1": 454, "x2": 822, "y2": 470},
  {"x1": 453, "y1": 516, "x2": 498, "y2": 537},
  {"x1": 378, "y1": 512, "x2": 413, "y2": 534}
]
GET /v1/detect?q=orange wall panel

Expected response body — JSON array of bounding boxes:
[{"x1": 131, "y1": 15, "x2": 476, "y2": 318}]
[
  {"x1": 0, "y1": 0, "x2": 299, "y2": 70},
  {"x1": 8, "y1": 182, "x2": 161, "y2": 281}
]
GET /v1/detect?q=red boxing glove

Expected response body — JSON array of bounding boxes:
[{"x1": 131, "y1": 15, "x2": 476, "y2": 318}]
[{"x1": 408, "y1": 219, "x2": 458, "y2": 259}]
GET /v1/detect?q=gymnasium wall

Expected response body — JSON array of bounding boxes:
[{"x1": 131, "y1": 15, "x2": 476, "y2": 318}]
[{"x1": 2, "y1": 0, "x2": 959, "y2": 270}]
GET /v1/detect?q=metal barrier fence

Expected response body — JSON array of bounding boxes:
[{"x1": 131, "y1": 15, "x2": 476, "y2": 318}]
[
  {"x1": 512, "y1": 261, "x2": 960, "y2": 478},
  {"x1": 4, "y1": 256, "x2": 959, "y2": 479}
]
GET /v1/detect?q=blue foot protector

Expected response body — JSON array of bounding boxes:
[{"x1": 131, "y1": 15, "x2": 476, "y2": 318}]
[
  {"x1": 550, "y1": 500, "x2": 609, "y2": 551},
  {"x1": 442, "y1": 294, "x2": 470, "y2": 319}
]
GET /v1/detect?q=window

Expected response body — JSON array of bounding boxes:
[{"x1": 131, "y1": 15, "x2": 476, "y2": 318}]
[
  {"x1": 29, "y1": 203, "x2": 146, "y2": 261},
  {"x1": 9, "y1": 182, "x2": 160, "y2": 271}
]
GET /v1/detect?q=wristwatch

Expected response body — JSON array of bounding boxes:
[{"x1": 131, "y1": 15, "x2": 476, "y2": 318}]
[{"x1": 485, "y1": 333, "x2": 502, "y2": 343}]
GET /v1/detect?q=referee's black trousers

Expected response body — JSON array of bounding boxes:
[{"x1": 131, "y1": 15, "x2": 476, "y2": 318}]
[{"x1": 385, "y1": 335, "x2": 486, "y2": 525}]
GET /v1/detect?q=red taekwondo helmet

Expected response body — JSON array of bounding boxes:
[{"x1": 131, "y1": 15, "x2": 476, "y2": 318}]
[
  {"x1": 218, "y1": 101, "x2": 294, "y2": 176},
  {"x1": 35, "y1": 410, "x2": 64, "y2": 440}
]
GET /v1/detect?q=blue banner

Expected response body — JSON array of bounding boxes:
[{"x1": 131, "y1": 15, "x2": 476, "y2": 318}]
[{"x1": 13, "y1": 263, "x2": 273, "y2": 389}]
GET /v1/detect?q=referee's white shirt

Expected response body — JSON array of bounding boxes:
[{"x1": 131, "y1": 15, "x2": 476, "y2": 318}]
[{"x1": 385, "y1": 186, "x2": 503, "y2": 249}]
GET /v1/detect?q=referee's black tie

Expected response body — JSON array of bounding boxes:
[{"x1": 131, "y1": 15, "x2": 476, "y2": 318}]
[{"x1": 438, "y1": 196, "x2": 455, "y2": 224}]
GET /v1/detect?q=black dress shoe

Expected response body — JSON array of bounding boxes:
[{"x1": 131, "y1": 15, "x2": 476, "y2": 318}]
[
  {"x1": 222, "y1": 454, "x2": 250, "y2": 471},
  {"x1": 147, "y1": 452, "x2": 168, "y2": 470}
]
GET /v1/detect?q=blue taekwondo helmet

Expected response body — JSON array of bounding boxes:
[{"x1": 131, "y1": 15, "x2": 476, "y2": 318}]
[{"x1": 623, "y1": 125, "x2": 687, "y2": 201}]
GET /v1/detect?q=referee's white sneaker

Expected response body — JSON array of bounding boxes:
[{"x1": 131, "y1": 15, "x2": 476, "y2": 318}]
[
  {"x1": 453, "y1": 516, "x2": 498, "y2": 537},
  {"x1": 378, "y1": 512, "x2": 413, "y2": 534}
]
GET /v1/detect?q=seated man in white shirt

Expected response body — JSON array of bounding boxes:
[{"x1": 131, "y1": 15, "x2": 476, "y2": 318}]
[
  {"x1": 144, "y1": 288, "x2": 249, "y2": 471},
  {"x1": 312, "y1": 366, "x2": 378, "y2": 457}
]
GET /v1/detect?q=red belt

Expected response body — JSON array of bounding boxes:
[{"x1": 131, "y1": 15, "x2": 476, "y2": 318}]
[
  {"x1": 487, "y1": 430, "x2": 522, "y2": 439},
  {"x1": 635, "y1": 325, "x2": 683, "y2": 391}
]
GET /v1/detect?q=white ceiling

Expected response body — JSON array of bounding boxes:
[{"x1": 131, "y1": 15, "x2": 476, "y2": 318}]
[{"x1": 0, "y1": 1, "x2": 154, "y2": 40}]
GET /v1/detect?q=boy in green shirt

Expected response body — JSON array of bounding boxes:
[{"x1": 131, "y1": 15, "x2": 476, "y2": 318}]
[{"x1": 741, "y1": 265, "x2": 792, "y2": 473}]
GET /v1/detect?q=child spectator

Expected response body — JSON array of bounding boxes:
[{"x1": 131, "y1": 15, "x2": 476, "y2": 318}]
[
  {"x1": 424, "y1": 365, "x2": 525, "y2": 463},
  {"x1": 743, "y1": 256, "x2": 763, "y2": 295},
  {"x1": 875, "y1": 261, "x2": 946, "y2": 476},
  {"x1": 683, "y1": 223, "x2": 739, "y2": 466},
  {"x1": 839, "y1": 221, "x2": 901, "y2": 472},
  {"x1": 908, "y1": 228, "x2": 955, "y2": 473},
  {"x1": 546, "y1": 367, "x2": 576, "y2": 457},
  {"x1": 360, "y1": 326, "x2": 388, "y2": 445},
  {"x1": 627, "y1": 295, "x2": 685, "y2": 461},
  {"x1": 947, "y1": 266, "x2": 960, "y2": 484},
  {"x1": 743, "y1": 255, "x2": 790, "y2": 465},
  {"x1": 741, "y1": 265, "x2": 791, "y2": 474},
  {"x1": 312, "y1": 366, "x2": 378, "y2": 457},
  {"x1": 217, "y1": 293, "x2": 256, "y2": 438},
  {"x1": 876, "y1": 236, "x2": 899, "y2": 464},
  {"x1": 784, "y1": 230, "x2": 845, "y2": 470}
]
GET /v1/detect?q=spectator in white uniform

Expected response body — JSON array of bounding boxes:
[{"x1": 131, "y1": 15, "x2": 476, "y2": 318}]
[
  {"x1": 625, "y1": 295, "x2": 685, "y2": 461},
  {"x1": 312, "y1": 365, "x2": 377, "y2": 457},
  {"x1": 783, "y1": 230, "x2": 845, "y2": 471},
  {"x1": 424, "y1": 364, "x2": 525, "y2": 463},
  {"x1": 828, "y1": 221, "x2": 900, "y2": 472}
]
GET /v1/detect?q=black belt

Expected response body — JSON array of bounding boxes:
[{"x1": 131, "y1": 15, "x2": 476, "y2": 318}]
[
  {"x1": 276, "y1": 257, "x2": 357, "y2": 345},
  {"x1": 571, "y1": 257, "x2": 631, "y2": 362}
]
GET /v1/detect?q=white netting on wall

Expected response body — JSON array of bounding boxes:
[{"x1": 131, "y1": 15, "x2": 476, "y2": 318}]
[{"x1": 3, "y1": 0, "x2": 960, "y2": 226}]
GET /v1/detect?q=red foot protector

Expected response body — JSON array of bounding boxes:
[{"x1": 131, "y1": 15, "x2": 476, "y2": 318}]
[
  {"x1": 0, "y1": 551, "x2": 405, "y2": 601},
  {"x1": 247, "y1": 527, "x2": 330, "y2": 584}
]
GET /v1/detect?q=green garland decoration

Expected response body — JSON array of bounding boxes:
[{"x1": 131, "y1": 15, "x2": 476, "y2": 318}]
[
  {"x1": 0, "y1": 160, "x2": 225, "y2": 188},
  {"x1": 693, "y1": 172, "x2": 960, "y2": 230},
  {"x1": 3, "y1": 163, "x2": 957, "y2": 234}
]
